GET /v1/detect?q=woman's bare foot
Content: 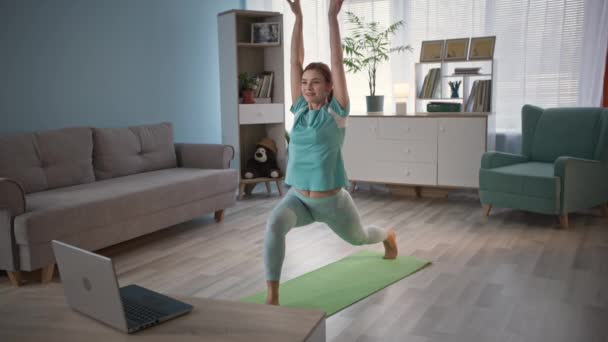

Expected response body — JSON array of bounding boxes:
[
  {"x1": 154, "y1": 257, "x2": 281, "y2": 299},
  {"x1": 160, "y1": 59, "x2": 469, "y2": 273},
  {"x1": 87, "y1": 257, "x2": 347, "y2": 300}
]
[
  {"x1": 383, "y1": 229, "x2": 398, "y2": 259},
  {"x1": 265, "y1": 280, "x2": 280, "y2": 305}
]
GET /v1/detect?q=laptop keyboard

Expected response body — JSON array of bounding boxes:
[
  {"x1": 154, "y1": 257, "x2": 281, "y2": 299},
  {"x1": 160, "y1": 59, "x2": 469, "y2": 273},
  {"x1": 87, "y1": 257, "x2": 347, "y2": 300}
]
[{"x1": 122, "y1": 297, "x2": 165, "y2": 325}]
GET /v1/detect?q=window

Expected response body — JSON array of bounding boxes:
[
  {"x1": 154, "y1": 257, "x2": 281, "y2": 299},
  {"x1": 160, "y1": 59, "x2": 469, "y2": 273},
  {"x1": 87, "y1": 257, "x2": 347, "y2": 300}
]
[{"x1": 247, "y1": 0, "x2": 586, "y2": 134}]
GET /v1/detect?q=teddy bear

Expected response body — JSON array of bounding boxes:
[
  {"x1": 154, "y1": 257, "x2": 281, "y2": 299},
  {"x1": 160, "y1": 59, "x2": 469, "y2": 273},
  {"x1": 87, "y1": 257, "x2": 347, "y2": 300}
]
[{"x1": 243, "y1": 137, "x2": 280, "y2": 179}]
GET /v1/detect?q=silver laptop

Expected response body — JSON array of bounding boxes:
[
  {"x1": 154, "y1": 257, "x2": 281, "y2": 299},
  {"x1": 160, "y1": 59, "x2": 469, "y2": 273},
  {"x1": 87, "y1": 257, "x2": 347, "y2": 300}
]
[{"x1": 51, "y1": 240, "x2": 193, "y2": 333}]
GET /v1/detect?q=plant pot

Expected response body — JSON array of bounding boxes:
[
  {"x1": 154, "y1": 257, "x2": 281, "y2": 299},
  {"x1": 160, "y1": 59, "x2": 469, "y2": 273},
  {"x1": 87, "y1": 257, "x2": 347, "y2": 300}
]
[
  {"x1": 366, "y1": 95, "x2": 384, "y2": 113},
  {"x1": 241, "y1": 89, "x2": 256, "y2": 104}
]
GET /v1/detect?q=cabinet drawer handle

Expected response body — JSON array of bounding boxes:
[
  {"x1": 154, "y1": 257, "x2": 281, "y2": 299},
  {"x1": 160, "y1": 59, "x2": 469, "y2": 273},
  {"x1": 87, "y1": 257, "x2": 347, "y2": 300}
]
[
  {"x1": 405, "y1": 148, "x2": 411, "y2": 154},
  {"x1": 257, "y1": 112, "x2": 263, "y2": 117},
  {"x1": 404, "y1": 169, "x2": 411, "y2": 176},
  {"x1": 404, "y1": 127, "x2": 411, "y2": 133},
  {"x1": 440, "y1": 127, "x2": 446, "y2": 132}
]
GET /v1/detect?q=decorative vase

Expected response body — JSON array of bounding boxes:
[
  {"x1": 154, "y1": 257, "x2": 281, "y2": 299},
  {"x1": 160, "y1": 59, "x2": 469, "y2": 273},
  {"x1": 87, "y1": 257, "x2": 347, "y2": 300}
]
[
  {"x1": 241, "y1": 89, "x2": 256, "y2": 104},
  {"x1": 366, "y1": 95, "x2": 384, "y2": 113},
  {"x1": 450, "y1": 89, "x2": 459, "y2": 98}
]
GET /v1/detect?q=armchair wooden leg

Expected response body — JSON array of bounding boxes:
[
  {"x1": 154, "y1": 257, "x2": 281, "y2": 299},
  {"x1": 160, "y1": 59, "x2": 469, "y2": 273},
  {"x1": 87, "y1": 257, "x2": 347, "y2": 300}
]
[
  {"x1": 214, "y1": 209, "x2": 225, "y2": 223},
  {"x1": 41, "y1": 263, "x2": 55, "y2": 284},
  {"x1": 7, "y1": 271, "x2": 23, "y2": 287},
  {"x1": 559, "y1": 213, "x2": 569, "y2": 229},
  {"x1": 483, "y1": 204, "x2": 492, "y2": 217}
]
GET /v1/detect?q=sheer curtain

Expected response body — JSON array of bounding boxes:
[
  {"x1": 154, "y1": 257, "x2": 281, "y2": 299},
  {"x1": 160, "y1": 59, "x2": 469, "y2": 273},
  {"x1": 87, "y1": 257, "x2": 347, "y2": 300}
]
[{"x1": 245, "y1": 0, "x2": 608, "y2": 152}]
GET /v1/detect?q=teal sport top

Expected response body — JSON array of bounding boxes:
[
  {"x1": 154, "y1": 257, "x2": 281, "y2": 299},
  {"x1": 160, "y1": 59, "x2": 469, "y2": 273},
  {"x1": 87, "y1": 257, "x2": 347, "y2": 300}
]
[{"x1": 285, "y1": 95, "x2": 349, "y2": 191}]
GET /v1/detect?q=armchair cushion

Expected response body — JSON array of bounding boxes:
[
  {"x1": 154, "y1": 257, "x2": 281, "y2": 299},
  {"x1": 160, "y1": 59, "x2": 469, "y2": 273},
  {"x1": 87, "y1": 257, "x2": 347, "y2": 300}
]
[
  {"x1": 531, "y1": 107, "x2": 602, "y2": 162},
  {"x1": 479, "y1": 162, "x2": 559, "y2": 199},
  {"x1": 481, "y1": 152, "x2": 528, "y2": 169}
]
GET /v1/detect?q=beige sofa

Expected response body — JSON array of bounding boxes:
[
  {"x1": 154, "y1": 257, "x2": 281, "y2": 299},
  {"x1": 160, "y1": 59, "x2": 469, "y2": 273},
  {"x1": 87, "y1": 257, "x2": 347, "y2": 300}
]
[{"x1": 0, "y1": 122, "x2": 238, "y2": 286}]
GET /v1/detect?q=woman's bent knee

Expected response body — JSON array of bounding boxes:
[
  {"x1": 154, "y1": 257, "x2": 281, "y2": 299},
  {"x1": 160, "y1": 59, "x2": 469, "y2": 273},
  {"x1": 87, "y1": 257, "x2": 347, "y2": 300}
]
[{"x1": 266, "y1": 207, "x2": 297, "y2": 236}]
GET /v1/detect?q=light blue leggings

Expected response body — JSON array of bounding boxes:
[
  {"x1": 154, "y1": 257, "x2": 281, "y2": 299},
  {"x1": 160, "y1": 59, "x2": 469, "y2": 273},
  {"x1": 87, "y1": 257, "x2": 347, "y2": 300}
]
[{"x1": 264, "y1": 188, "x2": 388, "y2": 281}]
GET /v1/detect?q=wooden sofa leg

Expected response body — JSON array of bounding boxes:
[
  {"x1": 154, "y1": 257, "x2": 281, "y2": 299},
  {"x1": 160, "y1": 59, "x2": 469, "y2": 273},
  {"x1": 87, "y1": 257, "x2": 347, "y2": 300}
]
[
  {"x1": 41, "y1": 263, "x2": 55, "y2": 284},
  {"x1": 559, "y1": 213, "x2": 569, "y2": 229},
  {"x1": 483, "y1": 204, "x2": 492, "y2": 217},
  {"x1": 601, "y1": 203, "x2": 608, "y2": 217},
  {"x1": 214, "y1": 209, "x2": 225, "y2": 223},
  {"x1": 7, "y1": 271, "x2": 23, "y2": 287}
]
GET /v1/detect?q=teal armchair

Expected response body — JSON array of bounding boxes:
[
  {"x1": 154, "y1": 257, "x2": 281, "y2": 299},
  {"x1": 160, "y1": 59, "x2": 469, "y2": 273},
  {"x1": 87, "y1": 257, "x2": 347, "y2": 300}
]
[{"x1": 479, "y1": 105, "x2": 608, "y2": 228}]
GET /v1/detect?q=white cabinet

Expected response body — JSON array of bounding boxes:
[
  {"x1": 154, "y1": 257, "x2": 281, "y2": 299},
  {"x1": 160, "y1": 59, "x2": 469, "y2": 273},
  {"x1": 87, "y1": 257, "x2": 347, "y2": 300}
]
[
  {"x1": 343, "y1": 115, "x2": 491, "y2": 190},
  {"x1": 437, "y1": 117, "x2": 486, "y2": 188}
]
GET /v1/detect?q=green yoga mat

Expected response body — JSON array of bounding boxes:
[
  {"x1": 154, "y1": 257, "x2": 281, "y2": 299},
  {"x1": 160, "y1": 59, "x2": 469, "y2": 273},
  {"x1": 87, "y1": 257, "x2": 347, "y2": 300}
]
[{"x1": 241, "y1": 250, "x2": 430, "y2": 316}]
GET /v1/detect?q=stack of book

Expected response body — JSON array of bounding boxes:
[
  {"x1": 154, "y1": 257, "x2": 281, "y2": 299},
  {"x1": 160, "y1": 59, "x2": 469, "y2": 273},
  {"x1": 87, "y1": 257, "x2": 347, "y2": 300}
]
[
  {"x1": 254, "y1": 71, "x2": 274, "y2": 99},
  {"x1": 454, "y1": 67, "x2": 481, "y2": 75},
  {"x1": 419, "y1": 68, "x2": 441, "y2": 98},
  {"x1": 465, "y1": 79, "x2": 492, "y2": 112}
]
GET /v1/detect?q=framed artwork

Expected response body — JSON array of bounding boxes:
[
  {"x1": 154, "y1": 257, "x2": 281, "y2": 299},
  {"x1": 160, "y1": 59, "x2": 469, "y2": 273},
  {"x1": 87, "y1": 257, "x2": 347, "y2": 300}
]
[
  {"x1": 251, "y1": 22, "x2": 281, "y2": 44},
  {"x1": 420, "y1": 40, "x2": 444, "y2": 62},
  {"x1": 468, "y1": 36, "x2": 496, "y2": 60},
  {"x1": 443, "y1": 38, "x2": 469, "y2": 61}
]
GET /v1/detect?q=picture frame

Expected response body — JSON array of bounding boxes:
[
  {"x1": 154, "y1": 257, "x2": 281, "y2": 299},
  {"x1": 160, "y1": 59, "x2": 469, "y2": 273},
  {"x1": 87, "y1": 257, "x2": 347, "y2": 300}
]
[
  {"x1": 443, "y1": 38, "x2": 469, "y2": 61},
  {"x1": 251, "y1": 22, "x2": 281, "y2": 45},
  {"x1": 419, "y1": 40, "x2": 444, "y2": 62},
  {"x1": 468, "y1": 36, "x2": 496, "y2": 60}
]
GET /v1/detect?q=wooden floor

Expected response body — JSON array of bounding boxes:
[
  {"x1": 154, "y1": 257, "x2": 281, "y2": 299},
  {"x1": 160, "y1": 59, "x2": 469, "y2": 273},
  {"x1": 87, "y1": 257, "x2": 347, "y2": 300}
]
[{"x1": 2, "y1": 187, "x2": 608, "y2": 342}]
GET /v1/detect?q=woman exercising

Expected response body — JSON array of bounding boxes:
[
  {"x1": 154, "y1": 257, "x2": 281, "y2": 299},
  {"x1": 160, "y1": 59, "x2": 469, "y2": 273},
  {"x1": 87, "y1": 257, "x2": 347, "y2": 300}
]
[{"x1": 264, "y1": 0, "x2": 398, "y2": 305}]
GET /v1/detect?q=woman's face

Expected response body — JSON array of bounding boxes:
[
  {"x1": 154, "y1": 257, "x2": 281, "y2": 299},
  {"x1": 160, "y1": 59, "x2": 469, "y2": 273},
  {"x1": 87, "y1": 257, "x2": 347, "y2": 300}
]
[{"x1": 301, "y1": 69, "x2": 332, "y2": 105}]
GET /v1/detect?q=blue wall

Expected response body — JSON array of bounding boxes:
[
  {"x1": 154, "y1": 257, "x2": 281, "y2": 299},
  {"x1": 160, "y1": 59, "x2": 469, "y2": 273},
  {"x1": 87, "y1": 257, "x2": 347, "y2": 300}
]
[{"x1": 0, "y1": 0, "x2": 243, "y2": 143}]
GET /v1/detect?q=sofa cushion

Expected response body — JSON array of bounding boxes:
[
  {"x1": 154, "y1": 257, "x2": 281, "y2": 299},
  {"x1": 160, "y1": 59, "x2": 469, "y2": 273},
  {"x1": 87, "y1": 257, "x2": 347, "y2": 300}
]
[
  {"x1": 0, "y1": 127, "x2": 94, "y2": 193},
  {"x1": 531, "y1": 108, "x2": 602, "y2": 162},
  {"x1": 36, "y1": 127, "x2": 95, "y2": 190},
  {"x1": 479, "y1": 162, "x2": 559, "y2": 199},
  {"x1": 93, "y1": 122, "x2": 177, "y2": 180},
  {"x1": 0, "y1": 133, "x2": 47, "y2": 193},
  {"x1": 14, "y1": 167, "x2": 238, "y2": 244}
]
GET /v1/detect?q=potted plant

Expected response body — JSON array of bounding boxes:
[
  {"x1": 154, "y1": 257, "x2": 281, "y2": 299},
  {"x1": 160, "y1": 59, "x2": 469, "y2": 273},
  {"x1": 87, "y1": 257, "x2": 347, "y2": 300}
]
[
  {"x1": 342, "y1": 12, "x2": 413, "y2": 112},
  {"x1": 238, "y1": 72, "x2": 259, "y2": 104}
]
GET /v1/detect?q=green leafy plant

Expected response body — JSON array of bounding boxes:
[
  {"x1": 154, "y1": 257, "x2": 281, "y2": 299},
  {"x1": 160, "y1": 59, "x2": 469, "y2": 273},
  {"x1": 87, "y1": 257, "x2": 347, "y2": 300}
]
[
  {"x1": 238, "y1": 72, "x2": 259, "y2": 91},
  {"x1": 342, "y1": 12, "x2": 413, "y2": 96}
]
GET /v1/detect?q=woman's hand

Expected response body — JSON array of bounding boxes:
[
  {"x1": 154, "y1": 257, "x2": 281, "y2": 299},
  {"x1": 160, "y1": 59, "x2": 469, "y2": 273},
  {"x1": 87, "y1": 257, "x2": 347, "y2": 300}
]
[
  {"x1": 328, "y1": 0, "x2": 344, "y2": 17},
  {"x1": 286, "y1": 0, "x2": 302, "y2": 16}
]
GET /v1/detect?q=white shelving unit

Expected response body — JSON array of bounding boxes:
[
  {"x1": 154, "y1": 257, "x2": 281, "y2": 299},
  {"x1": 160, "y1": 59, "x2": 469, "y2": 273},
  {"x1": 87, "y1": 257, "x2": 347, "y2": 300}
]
[
  {"x1": 218, "y1": 10, "x2": 286, "y2": 198},
  {"x1": 414, "y1": 59, "x2": 494, "y2": 114}
]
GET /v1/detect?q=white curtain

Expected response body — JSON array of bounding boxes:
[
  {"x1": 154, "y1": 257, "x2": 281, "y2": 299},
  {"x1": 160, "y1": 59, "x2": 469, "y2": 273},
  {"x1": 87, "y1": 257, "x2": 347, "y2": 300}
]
[
  {"x1": 578, "y1": 0, "x2": 608, "y2": 106},
  {"x1": 245, "y1": 0, "x2": 607, "y2": 152}
]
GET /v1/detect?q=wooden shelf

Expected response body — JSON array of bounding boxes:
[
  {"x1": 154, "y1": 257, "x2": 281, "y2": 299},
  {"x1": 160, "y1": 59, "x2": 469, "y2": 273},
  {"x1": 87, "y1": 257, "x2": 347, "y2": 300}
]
[
  {"x1": 444, "y1": 73, "x2": 492, "y2": 77},
  {"x1": 237, "y1": 42, "x2": 281, "y2": 48},
  {"x1": 239, "y1": 177, "x2": 284, "y2": 199}
]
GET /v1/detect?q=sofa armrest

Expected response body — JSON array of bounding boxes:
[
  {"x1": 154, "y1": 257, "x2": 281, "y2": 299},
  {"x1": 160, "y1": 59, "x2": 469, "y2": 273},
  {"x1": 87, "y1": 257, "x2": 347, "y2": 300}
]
[
  {"x1": 0, "y1": 178, "x2": 25, "y2": 217},
  {"x1": 175, "y1": 143, "x2": 235, "y2": 169},
  {"x1": 481, "y1": 152, "x2": 528, "y2": 169},
  {"x1": 0, "y1": 178, "x2": 25, "y2": 271},
  {"x1": 554, "y1": 156, "x2": 608, "y2": 212}
]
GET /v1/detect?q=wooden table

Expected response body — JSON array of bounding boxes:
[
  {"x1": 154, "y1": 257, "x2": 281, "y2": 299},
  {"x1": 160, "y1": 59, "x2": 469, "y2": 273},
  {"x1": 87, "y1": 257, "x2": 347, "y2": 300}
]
[{"x1": 0, "y1": 285, "x2": 325, "y2": 342}]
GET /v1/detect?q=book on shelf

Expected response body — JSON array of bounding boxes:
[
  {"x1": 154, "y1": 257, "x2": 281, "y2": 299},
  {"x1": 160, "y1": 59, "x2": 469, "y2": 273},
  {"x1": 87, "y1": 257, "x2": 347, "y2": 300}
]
[
  {"x1": 465, "y1": 79, "x2": 491, "y2": 112},
  {"x1": 419, "y1": 68, "x2": 441, "y2": 98},
  {"x1": 253, "y1": 71, "x2": 274, "y2": 99},
  {"x1": 454, "y1": 67, "x2": 481, "y2": 75}
]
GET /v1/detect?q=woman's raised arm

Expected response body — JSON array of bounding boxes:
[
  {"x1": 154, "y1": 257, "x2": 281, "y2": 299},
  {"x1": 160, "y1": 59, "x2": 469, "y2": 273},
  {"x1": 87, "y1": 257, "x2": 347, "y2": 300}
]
[
  {"x1": 328, "y1": 0, "x2": 349, "y2": 108},
  {"x1": 286, "y1": 0, "x2": 304, "y2": 104}
]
